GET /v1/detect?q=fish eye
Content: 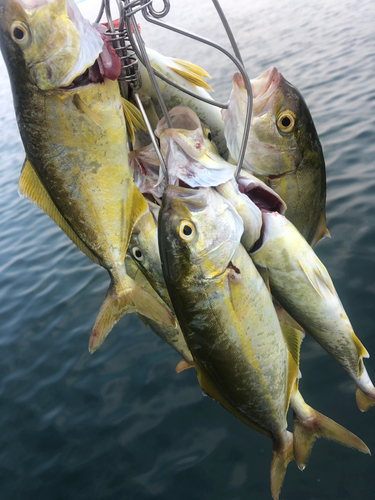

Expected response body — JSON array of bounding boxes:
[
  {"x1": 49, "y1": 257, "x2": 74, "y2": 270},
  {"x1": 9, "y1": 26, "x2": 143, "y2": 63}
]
[
  {"x1": 202, "y1": 125, "x2": 212, "y2": 141},
  {"x1": 132, "y1": 246, "x2": 143, "y2": 261},
  {"x1": 178, "y1": 220, "x2": 196, "y2": 242},
  {"x1": 277, "y1": 111, "x2": 295, "y2": 133},
  {"x1": 10, "y1": 22, "x2": 30, "y2": 45}
]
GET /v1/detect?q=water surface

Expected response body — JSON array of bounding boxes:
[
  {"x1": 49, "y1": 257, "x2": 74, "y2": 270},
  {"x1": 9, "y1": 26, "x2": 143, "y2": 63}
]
[{"x1": 0, "y1": 0, "x2": 374, "y2": 498}]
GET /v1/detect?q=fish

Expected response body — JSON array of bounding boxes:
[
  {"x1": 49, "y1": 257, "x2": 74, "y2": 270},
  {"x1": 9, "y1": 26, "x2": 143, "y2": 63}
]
[
  {"x1": 0, "y1": 0, "x2": 175, "y2": 353},
  {"x1": 222, "y1": 70, "x2": 327, "y2": 246},
  {"x1": 129, "y1": 143, "x2": 166, "y2": 203},
  {"x1": 137, "y1": 47, "x2": 229, "y2": 157},
  {"x1": 127, "y1": 201, "x2": 194, "y2": 370},
  {"x1": 125, "y1": 255, "x2": 194, "y2": 372},
  {"x1": 250, "y1": 210, "x2": 375, "y2": 411},
  {"x1": 158, "y1": 185, "x2": 368, "y2": 498},
  {"x1": 128, "y1": 201, "x2": 172, "y2": 306},
  {"x1": 154, "y1": 106, "x2": 235, "y2": 187},
  {"x1": 216, "y1": 170, "x2": 286, "y2": 252}
]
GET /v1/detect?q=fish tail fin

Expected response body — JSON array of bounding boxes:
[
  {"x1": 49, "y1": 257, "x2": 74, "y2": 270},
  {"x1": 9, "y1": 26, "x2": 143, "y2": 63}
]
[
  {"x1": 356, "y1": 386, "x2": 375, "y2": 412},
  {"x1": 292, "y1": 391, "x2": 370, "y2": 470},
  {"x1": 270, "y1": 431, "x2": 294, "y2": 500},
  {"x1": 175, "y1": 358, "x2": 195, "y2": 373},
  {"x1": 89, "y1": 276, "x2": 176, "y2": 353}
]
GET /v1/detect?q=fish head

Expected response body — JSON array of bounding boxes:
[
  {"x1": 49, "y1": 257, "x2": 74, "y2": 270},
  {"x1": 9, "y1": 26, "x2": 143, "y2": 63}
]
[
  {"x1": 155, "y1": 106, "x2": 235, "y2": 188},
  {"x1": 159, "y1": 186, "x2": 244, "y2": 282},
  {"x1": 128, "y1": 202, "x2": 165, "y2": 288},
  {"x1": 0, "y1": 0, "x2": 104, "y2": 90},
  {"x1": 225, "y1": 69, "x2": 322, "y2": 177}
]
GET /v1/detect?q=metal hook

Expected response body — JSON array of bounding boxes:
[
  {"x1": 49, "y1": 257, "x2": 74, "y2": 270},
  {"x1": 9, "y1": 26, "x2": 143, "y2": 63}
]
[{"x1": 146, "y1": 0, "x2": 170, "y2": 18}]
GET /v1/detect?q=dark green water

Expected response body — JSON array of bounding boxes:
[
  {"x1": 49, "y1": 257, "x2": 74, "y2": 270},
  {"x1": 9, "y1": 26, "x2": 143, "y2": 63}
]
[{"x1": 0, "y1": 0, "x2": 374, "y2": 498}]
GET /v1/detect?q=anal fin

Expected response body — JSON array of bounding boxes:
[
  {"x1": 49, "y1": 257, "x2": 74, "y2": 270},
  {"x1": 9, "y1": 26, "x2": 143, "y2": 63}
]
[{"x1": 18, "y1": 158, "x2": 101, "y2": 266}]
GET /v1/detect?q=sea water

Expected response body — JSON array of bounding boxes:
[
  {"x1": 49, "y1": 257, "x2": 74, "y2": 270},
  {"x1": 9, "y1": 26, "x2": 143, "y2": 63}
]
[{"x1": 0, "y1": 0, "x2": 374, "y2": 498}]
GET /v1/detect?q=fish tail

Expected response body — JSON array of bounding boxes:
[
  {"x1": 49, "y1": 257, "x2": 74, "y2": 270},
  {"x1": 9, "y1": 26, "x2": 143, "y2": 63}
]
[
  {"x1": 175, "y1": 358, "x2": 195, "y2": 373},
  {"x1": 270, "y1": 431, "x2": 294, "y2": 500},
  {"x1": 356, "y1": 386, "x2": 375, "y2": 412},
  {"x1": 89, "y1": 276, "x2": 176, "y2": 353},
  {"x1": 292, "y1": 390, "x2": 370, "y2": 470}
]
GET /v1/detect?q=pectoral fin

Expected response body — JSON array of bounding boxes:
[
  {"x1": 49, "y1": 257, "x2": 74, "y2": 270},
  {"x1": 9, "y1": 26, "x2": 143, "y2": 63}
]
[
  {"x1": 255, "y1": 264, "x2": 270, "y2": 292},
  {"x1": 298, "y1": 254, "x2": 335, "y2": 300},
  {"x1": 18, "y1": 158, "x2": 101, "y2": 266},
  {"x1": 124, "y1": 184, "x2": 148, "y2": 250},
  {"x1": 73, "y1": 94, "x2": 103, "y2": 127},
  {"x1": 122, "y1": 98, "x2": 147, "y2": 144}
]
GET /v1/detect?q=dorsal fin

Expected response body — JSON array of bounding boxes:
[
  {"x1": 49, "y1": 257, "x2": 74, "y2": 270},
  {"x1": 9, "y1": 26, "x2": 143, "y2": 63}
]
[{"x1": 18, "y1": 158, "x2": 101, "y2": 266}]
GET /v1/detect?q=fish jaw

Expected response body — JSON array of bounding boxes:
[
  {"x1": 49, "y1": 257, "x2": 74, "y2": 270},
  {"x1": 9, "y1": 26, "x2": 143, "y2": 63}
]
[
  {"x1": 216, "y1": 179, "x2": 262, "y2": 252},
  {"x1": 156, "y1": 106, "x2": 235, "y2": 188},
  {"x1": 160, "y1": 185, "x2": 244, "y2": 280},
  {"x1": 0, "y1": 0, "x2": 121, "y2": 90}
]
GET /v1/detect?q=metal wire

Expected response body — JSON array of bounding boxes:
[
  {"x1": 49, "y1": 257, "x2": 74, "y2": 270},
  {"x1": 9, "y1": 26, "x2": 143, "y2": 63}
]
[
  {"x1": 99, "y1": 0, "x2": 252, "y2": 181},
  {"x1": 138, "y1": 1, "x2": 252, "y2": 178}
]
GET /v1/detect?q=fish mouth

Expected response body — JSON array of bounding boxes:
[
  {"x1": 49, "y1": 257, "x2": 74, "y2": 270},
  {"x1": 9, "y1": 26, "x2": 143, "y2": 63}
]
[
  {"x1": 61, "y1": 34, "x2": 121, "y2": 90},
  {"x1": 23, "y1": 0, "x2": 121, "y2": 90},
  {"x1": 250, "y1": 67, "x2": 284, "y2": 116},
  {"x1": 155, "y1": 106, "x2": 201, "y2": 136},
  {"x1": 251, "y1": 67, "x2": 279, "y2": 99}
]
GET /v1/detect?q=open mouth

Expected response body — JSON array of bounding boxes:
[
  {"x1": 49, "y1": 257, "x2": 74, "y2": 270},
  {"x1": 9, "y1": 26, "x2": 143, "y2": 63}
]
[
  {"x1": 62, "y1": 34, "x2": 121, "y2": 89},
  {"x1": 251, "y1": 67, "x2": 280, "y2": 99}
]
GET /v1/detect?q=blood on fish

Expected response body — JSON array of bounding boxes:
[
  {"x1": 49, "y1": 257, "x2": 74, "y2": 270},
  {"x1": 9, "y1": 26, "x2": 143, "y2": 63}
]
[{"x1": 228, "y1": 261, "x2": 241, "y2": 274}]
